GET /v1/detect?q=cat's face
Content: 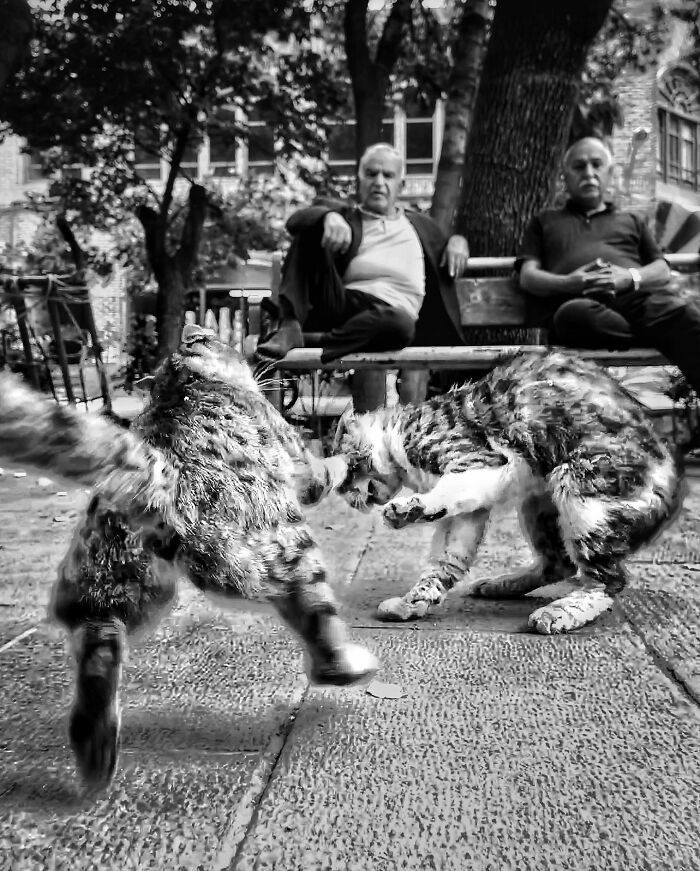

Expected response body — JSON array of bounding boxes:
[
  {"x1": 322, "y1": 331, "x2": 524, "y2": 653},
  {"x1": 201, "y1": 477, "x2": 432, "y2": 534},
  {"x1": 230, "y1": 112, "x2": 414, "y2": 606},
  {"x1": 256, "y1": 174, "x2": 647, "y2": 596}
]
[{"x1": 333, "y1": 412, "x2": 403, "y2": 512}]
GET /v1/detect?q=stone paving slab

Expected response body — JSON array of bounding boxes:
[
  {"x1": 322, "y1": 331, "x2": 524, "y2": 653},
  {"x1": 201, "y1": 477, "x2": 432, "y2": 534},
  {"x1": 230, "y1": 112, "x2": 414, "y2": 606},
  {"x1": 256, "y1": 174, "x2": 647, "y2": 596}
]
[
  {"x1": 0, "y1": 612, "x2": 314, "y2": 871},
  {"x1": 1, "y1": 466, "x2": 700, "y2": 870},
  {"x1": 234, "y1": 628, "x2": 700, "y2": 871}
]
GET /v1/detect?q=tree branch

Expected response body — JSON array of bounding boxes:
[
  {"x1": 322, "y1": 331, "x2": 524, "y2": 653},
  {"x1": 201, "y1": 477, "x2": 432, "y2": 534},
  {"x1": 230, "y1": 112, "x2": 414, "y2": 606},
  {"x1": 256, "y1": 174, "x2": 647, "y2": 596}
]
[
  {"x1": 344, "y1": 0, "x2": 371, "y2": 83},
  {"x1": 176, "y1": 183, "x2": 207, "y2": 269},
  {"x1": 160, "y1": 124, "x2": 192, "y2": 223},
  {"x1": 375, "y1": 0, "x2": 414, "y2": 73},
  {"x1": 55, "y1": 212, "x2": 85, "y2": 273},
  {"x1": 135, "y1": 202, "x2": 165, "y2": 265}
]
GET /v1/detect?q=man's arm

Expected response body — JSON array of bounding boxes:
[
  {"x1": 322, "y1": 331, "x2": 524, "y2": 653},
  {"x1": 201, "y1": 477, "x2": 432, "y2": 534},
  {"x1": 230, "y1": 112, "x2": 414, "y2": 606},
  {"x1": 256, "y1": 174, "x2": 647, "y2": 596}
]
[
  {"x1": 441, "y1": 234, "x2": 470, "y2": 278},
  {"x1": 285, "y1": 198, "x2": 348, "y2": 235},
  {"x1": 519, "y1": 259, "x2": 586, "y2": 297}
]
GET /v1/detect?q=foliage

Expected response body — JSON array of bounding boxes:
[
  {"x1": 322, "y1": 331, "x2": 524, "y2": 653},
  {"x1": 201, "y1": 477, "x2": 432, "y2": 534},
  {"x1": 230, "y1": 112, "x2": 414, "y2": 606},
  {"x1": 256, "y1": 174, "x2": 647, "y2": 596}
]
[
  {"x1": 0, "y1": 214, "x2": 111, "y2": 279},
  {"x1": 0, "y1": 1, "x2": 353, "y2": 355}
]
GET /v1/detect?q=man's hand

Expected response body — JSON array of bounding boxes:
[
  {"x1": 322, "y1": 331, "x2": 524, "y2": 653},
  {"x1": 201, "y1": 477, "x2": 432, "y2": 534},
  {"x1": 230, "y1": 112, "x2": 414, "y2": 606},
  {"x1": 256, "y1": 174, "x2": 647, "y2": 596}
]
[
  {"x1": 441, "y1": 234, "x2": 470, "y2": 278},
  {"x1": 321, "y1": 212, "x2": 352, "y2": 254},
  {"x1": 574, "y1": 259, "x2": 634, "y2": 297}
]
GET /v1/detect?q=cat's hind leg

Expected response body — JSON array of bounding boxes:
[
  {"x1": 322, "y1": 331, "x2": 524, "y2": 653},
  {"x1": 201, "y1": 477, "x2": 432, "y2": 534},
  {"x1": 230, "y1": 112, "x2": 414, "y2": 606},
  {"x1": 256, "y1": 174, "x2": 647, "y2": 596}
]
[
  {"x1": 528, "y1": 449, "x2": 681, "y2": 634},
  {"x1": 193, "y1": 518, "x2": 379, "y2": 686},
  {"x1": 471, "y1": 491, "x2": 577, "y2": 599},
  {"x1": 51, "y1": 500, "x2": 179, "y2": 788},
  {"x1": 377, "y1": 510, "x2": 489, "y2": 621},
  {"x1": 264, "y1": 525, "x2": 379, "y2": 684}
]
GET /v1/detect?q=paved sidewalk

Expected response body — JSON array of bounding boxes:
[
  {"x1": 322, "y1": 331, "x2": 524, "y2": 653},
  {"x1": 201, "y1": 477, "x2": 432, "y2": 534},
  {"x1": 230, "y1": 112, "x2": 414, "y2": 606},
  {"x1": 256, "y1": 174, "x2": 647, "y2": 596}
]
[{"x1": 0, "y1": 465, "x2": 699, "y2": 870}]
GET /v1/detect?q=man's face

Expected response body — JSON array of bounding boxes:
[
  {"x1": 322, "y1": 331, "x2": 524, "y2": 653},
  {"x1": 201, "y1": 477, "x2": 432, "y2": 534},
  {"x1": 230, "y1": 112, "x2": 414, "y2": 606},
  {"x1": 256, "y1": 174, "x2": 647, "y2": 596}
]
[
  {"x1": 563, "y1": 139, "x2": 614, "y2": 210},
  {"x1": 357, "y1": 151, "x2": 403, "y2": 216}
]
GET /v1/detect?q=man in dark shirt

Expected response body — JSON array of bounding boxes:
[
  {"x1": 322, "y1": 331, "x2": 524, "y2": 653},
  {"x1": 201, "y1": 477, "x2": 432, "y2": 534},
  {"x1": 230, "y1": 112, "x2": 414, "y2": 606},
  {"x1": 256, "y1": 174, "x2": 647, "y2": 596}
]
[{"x1": 517, "y1": 136, "x2": 700, "y2": 395}]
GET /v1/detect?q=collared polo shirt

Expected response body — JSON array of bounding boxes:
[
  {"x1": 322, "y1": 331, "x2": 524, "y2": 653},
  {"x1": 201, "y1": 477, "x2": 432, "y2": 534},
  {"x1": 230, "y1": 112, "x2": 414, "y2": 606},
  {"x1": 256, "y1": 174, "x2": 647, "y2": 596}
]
[{"x1": 516, "y1": 201, "x2": 664, "y2": 275}]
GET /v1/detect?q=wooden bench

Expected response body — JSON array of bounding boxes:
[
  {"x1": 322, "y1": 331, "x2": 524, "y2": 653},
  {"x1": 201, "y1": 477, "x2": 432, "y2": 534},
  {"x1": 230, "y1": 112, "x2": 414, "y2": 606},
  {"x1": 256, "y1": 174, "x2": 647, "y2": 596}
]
[{"x1": 268, "y1": 254, "x2": 700, "y2": 413}]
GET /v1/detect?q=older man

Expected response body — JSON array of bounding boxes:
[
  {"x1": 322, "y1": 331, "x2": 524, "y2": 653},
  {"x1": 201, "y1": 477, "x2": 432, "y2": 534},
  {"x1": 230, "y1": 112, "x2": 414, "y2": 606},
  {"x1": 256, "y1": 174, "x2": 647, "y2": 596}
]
[
  {"x1": 255, "y1": 143, "x2": 470, "y2": 366},
  {"x1": 517, "y1": 135, "x2": 700, "y2": 395}
]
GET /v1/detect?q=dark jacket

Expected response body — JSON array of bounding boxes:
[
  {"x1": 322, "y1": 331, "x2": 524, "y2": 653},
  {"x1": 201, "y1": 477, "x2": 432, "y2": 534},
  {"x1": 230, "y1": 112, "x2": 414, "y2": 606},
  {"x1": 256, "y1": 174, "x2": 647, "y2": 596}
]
[{"x1": 282, "y1": 197, "x2": 465, "y2": 346}]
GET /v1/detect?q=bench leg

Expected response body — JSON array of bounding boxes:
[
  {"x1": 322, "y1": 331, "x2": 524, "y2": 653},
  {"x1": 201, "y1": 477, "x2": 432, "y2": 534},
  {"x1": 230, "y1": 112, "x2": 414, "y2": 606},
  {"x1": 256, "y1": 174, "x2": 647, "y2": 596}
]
[
  {"x1": 352, "y1": 370, "x2": 386, "y2": 412},
  {"x1": 398, "y1": 368, "x2": 430, "y2": 405}
]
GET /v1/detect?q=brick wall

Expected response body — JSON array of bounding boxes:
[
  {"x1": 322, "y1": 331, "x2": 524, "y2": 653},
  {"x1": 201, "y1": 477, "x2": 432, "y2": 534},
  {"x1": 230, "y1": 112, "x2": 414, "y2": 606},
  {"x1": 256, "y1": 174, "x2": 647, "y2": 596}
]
[{"x1": 608, "y1": 0, "x2": 659, "y2": 218}]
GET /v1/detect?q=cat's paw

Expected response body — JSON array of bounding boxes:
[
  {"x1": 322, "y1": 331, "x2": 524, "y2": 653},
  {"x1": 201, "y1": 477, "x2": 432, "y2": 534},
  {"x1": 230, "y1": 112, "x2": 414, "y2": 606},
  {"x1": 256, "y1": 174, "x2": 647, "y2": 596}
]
[
  {"x1": 376, "y1": 596, "x2": 431, "y2": 621},
  {"x1": 382, "y1": 496, "x2": 447, "y2": 529},
  {"x1": 528, "y1": 591, "x2": 614, "y2": 635},
  {"x1": 310, "y1": 643, "x2": 380, "y2": 687},
  {"x1": 69, "y1": 706, "x2": 120, "y2": 791}
]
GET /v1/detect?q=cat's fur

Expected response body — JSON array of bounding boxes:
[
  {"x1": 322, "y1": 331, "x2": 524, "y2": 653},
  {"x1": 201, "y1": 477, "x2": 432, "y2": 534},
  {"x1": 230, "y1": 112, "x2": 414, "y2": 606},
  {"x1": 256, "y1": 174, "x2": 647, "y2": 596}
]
[
  {"x1": 0, "y1": 325, "x2": 377, "y2": 790},
  {"x1": 330, "y1": 348, "x2": 684, "y2": 632}
]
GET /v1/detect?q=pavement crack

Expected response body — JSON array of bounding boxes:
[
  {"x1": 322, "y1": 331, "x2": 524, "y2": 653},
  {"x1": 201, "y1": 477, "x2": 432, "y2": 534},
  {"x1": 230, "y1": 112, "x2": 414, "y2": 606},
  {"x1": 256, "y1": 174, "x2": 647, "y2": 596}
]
[
  {"x1": 214, "y1": 676, "x2": 309, "y2": 871},
  {"x1": 623, "y1": 610, "x2": 700, "y2": 710}
]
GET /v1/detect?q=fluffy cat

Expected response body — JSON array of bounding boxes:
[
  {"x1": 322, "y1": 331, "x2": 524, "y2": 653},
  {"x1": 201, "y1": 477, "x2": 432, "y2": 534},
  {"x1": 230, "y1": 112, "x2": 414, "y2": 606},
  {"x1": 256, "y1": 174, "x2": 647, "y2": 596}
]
[
  {"x1": 0, "y1": 325, "x2": 377, "y2": 789},
  {"x1": 330, "y1": 349, "x2": 684, "y2": 633}
]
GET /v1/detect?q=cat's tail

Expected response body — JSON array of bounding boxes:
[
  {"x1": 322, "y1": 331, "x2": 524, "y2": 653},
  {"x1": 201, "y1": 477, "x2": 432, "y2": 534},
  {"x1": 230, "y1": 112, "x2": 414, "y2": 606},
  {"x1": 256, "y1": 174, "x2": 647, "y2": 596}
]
[{"x1": 0, "y1": 371, "x2": 176, "y2": 520}]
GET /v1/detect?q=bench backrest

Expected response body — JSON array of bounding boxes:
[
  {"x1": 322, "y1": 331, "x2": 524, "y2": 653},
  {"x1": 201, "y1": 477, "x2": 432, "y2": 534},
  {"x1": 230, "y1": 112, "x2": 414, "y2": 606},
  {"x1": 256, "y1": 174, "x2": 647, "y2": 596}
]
[{"x1": 455, "y1": 276, "x2": 524, "y2": 326}]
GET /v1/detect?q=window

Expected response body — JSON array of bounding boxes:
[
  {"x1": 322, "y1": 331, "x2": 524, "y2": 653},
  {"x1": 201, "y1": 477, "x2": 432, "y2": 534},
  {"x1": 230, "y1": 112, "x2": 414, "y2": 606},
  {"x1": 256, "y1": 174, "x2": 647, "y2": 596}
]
[
  {"x1": 179, "y1": 138, "x2": 201, "y2": 177},
  {"x1": 133, "y1": 145, "x2": 162, "y2": 180},
  {"x1": 405, "y1": 118, "x2": 434, "y2": 175},
  {"x1": 656, "y1": 65, "x2": 700, "y2": 192},
  {"x1": 246, "y1": 122, "x2": 275, "y2": 175},
  {"x1": 657, "y1": 107, "x2": 699, "y2": 191},
  {"x1": 24, "y1": 148, "x2": 45, "y2": 182},
  {"x1": 327, "y1": 120, "x2": 395, "y2": 177},
  {"x1": 208, "y1": 107, "x2": 240, "y2": 177}
]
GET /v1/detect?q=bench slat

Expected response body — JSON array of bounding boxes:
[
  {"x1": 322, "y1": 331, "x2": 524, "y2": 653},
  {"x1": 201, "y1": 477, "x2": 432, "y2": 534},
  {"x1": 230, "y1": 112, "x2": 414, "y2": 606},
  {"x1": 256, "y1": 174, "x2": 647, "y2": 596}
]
[{"x1": 274, "y1": 345, "x2": 669, "y2": 372}]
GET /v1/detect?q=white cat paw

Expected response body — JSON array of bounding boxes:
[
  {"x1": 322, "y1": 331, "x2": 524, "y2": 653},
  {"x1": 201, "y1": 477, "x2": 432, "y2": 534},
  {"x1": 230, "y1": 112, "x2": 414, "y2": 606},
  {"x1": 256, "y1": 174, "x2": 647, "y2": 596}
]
[
  {"x1": 376, "y1": 596, "x2": 431, "y2": 621},
  {"x1": 310, "y1": 643, "x2": 380, "y2": 686},
  {"x1": 382, "y1": 496, "x2": 447, "y2": 529},
  {"x1": 528, "y1": 591, "x2": 614, "y2": 635}
]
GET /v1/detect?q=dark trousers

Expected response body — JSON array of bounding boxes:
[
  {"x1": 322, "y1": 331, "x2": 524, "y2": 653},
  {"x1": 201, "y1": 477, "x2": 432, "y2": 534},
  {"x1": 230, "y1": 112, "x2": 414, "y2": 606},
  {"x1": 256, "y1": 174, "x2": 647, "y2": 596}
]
[
  {"x1": 318, "y1": 289, "x2": 415, "y2": 363},
  {"x1": 552, "y1": 288, "x2": 700, "y2": 394}
]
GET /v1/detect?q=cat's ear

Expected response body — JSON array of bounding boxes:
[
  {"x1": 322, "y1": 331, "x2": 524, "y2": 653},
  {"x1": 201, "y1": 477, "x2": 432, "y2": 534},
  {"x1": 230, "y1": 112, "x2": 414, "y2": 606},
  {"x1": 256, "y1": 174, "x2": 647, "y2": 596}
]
[{"x1": 332, "y1": 404, "x2": 355, "y2": 454}]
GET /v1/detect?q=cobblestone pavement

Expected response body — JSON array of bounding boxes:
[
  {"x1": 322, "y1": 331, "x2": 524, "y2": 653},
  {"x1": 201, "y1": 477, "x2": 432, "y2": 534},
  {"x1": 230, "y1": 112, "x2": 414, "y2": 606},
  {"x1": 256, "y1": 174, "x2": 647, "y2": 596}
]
[{"x1": 1, "y1": 462, "x2": 700, "y2": 870}]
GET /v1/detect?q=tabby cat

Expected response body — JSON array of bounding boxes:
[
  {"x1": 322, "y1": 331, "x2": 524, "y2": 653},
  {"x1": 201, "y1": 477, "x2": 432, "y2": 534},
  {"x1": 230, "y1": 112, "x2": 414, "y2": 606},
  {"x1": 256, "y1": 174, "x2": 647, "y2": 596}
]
[
  {"x1": 0, "y1": 325, "x2": 377, "y2": 789},
  {"x1": 329, "y1": 348, "x2": 684, "y2": 633}
]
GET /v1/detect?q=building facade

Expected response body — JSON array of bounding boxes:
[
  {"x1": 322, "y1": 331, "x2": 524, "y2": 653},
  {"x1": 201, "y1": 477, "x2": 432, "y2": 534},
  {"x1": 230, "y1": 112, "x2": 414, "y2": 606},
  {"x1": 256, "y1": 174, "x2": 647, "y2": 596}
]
[{"x1": 1, "y1": 4, "x2": 698, "y2": 253}]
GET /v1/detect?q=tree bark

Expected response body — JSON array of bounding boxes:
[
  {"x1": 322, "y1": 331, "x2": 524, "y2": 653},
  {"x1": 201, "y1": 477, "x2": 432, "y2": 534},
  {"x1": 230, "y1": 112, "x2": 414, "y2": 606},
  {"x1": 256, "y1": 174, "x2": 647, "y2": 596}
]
[
  {"x1": 430, "y1": 0, "x2": 492, "y2": 235},
  {"x1": 456, "y1": 0, "x2": 613, "y2": 256},
  {"x1": 344, "y1": 0, "x2": 413, "y2": 162}
]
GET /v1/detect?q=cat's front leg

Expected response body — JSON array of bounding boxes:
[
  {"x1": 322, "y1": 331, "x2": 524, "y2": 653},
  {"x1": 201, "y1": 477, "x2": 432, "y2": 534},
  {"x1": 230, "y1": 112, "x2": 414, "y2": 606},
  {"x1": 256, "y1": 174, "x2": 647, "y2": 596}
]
[
  {"x1": 382, "y1": 464, "x2": 512, "y2": 529},
  {"x1": 257, "y1": 522, "x2": 379, "y2": 685},
  {"x1": 378, "y1": 511, "x2": 489, "y2": 621}
]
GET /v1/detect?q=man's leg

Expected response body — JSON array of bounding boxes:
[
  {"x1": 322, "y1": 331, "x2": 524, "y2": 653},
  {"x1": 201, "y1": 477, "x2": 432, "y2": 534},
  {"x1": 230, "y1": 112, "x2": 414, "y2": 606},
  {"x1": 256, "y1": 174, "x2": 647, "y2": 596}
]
[
  {"x1": 256, "y1": 231, "x2": 346, "y2": 361},
  {"x1": 552, "y1": 298, "x2": 634, "y2": 349},
  {"x1": 319, "y1": 294, "x2": 415, "y2": 363},
  {"x1": 617, "y1": 292, "x2": 700, "y2": 396}
]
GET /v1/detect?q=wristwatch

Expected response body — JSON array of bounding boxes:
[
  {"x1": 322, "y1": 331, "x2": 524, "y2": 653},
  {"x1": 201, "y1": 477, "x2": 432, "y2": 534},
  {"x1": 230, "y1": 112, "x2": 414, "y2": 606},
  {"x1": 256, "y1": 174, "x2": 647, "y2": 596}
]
[{"x1": 628, "y1": 268, "x2": 642, "y2": 291}]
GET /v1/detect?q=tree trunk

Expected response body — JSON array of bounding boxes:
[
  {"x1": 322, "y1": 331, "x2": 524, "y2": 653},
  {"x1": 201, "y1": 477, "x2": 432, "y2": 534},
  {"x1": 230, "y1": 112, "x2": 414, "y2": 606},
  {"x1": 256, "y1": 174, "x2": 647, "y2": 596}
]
[
  {"x1": 136, "y1": 184, "x2": 207, "y2": 360},
  {"x1": 153, "y1": 258, "x2": 188, "y2": 359},
  {"x1": 344, "y1": 0, "x2": 413, "y2": 163},
  {"x1": 456, "y1": 0, "x2": 613, "y2": 256},
  {"x1": 430, "y1": 0, "x2": 492, "y2": 235}
]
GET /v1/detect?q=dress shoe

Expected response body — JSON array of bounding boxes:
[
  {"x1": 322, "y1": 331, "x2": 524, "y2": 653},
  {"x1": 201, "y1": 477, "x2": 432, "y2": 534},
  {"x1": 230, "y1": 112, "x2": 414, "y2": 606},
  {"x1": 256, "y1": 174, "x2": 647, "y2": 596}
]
[{"x1": 254, "y1": 318, "x2": 304, "y2": 361}]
